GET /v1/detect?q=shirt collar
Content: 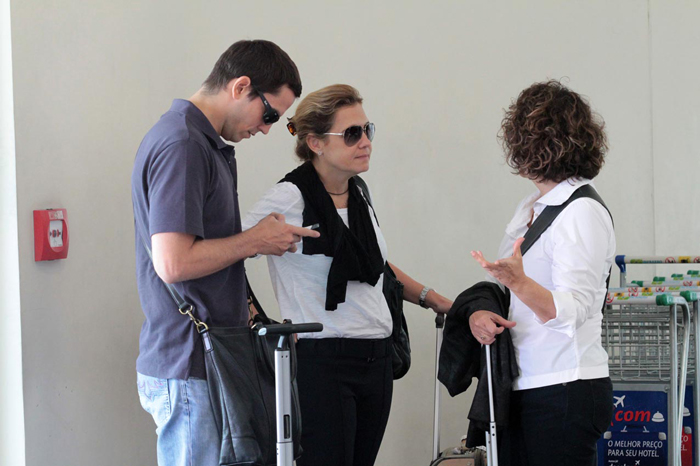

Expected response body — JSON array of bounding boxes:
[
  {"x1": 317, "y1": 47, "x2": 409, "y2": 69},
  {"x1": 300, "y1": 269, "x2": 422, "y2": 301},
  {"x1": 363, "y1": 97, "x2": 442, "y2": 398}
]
[
  {"x1": 533, "y1": 177, "x2": 594, "y2": 212},
  {"x1": 504, "y1": 177, "x2": 595, "y2": 238},
  {"x1": 169, "y1": 99, "x2": 233, "y2": 152}
]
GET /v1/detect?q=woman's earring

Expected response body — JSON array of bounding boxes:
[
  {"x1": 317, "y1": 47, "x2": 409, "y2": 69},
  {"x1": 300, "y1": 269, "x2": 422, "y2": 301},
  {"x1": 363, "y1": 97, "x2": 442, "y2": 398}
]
[{"x1": 318, "y1": 151, "x2": 323, "y2": 157}]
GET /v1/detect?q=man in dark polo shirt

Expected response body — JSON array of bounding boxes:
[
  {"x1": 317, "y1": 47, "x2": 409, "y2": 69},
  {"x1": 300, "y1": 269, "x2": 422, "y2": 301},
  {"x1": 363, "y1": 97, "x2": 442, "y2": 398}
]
[{"x1": 131, "y1": 40, "x2": 319, "y2": 466}]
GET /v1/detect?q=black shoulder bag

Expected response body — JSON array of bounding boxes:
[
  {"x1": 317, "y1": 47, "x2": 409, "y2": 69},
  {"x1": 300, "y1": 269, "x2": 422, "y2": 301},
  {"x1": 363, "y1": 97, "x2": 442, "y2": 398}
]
[
  {"x1": 520, "y1": 184, "x2": 613, "y2": 311},
  {"x1": 354, "y1": 176, "x2": 411, "y2": 379},
  {"x1": 138, "y1": 234, "x2": 302, "y2": 466}
]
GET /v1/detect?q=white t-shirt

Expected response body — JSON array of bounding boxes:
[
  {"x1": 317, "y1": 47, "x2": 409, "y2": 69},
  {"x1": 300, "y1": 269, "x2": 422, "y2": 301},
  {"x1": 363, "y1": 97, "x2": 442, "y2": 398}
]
[
  {"x1": 493, "y1": 178, "x2": 615, "y2": 391},
  {"x1": 242, "y1": 182, "x2": 392, "y2": 340}
]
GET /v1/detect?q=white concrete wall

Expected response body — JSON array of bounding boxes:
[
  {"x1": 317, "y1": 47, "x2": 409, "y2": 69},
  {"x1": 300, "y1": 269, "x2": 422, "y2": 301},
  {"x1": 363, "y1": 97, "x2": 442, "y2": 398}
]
[
  {"x1": 0, "y1": 0, "x2": 25, "y2": 465},
  {"x1": 4, "y1": 1, "x2": 698, "y2": 465},
  {"x1": 649, "y1": 1, "x2": 700, "y2": 254}
]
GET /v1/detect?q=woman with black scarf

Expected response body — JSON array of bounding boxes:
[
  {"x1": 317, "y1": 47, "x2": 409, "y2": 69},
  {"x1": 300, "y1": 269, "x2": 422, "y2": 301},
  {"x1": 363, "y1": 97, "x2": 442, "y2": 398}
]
[{"x1": 243, "y1": 84, "x2": 452, "y2": 466}]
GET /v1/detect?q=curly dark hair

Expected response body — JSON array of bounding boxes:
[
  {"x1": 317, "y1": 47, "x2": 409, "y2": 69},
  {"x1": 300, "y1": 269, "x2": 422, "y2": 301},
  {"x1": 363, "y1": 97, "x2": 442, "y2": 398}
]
[{"x1": 499, "y1": 80, "x2": 608, "y2": 183}]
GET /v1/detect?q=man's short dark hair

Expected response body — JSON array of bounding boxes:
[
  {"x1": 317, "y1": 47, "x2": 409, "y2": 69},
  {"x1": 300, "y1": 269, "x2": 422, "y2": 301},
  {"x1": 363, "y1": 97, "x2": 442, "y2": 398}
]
[{"x1": 202, "y1": 40, "x2": 302, "y2": 98}]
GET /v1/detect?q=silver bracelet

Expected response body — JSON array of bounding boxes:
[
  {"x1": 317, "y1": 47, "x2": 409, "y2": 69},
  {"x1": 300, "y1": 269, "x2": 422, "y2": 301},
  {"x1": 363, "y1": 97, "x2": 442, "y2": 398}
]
[{"x1": 418, "y1": 286, "x2": 433, "y2": 309}]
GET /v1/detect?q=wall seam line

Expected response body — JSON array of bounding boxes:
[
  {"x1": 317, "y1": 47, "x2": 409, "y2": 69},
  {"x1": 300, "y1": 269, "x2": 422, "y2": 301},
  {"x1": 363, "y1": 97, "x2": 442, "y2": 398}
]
[{"x1": 647, "y1": 0, "x2": 657, "y2": 256}]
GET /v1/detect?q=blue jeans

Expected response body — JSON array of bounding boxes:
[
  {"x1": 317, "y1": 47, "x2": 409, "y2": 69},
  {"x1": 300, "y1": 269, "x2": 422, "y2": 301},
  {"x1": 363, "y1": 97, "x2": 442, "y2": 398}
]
[{"x1": 137, "y1": 372, "x2": 220, "y2": 466}]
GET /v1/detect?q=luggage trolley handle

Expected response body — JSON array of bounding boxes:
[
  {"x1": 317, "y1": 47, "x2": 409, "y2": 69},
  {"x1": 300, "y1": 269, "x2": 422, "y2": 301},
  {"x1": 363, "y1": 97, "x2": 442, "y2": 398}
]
[
  {"x1": 676, "y1": 300, "x2": 691, "y2": 466},
  {"x1": 257, "y1": 322, "x2": 324, "y2": 338},
  {"x1": 656, "y1": 293, "x2": 694, "y2": 466},
  {"x1": 693, "y1": 298, "x2": 700, "y2": 466},
  {"x1": 484, "y1": 344, "x2": 498, "y2": 466},
  {"x1": 671, "y1": 293, "x2": 696, "y2": 466},
  {"x1": 432, "y1": 314, "x2": 445, "y2": 461},
  {"x1": 255, "y1": 320, "x2": 323, "y2": 466},
  {"x1": 431, "y1": 314, "x2": 499, "y2": 465}
]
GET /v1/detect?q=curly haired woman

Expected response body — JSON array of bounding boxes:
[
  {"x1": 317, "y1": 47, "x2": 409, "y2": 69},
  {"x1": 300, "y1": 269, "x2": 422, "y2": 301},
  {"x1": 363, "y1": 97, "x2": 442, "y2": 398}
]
[{"x1": 469, "y1": 80, "x2": 615, "y2": 466}]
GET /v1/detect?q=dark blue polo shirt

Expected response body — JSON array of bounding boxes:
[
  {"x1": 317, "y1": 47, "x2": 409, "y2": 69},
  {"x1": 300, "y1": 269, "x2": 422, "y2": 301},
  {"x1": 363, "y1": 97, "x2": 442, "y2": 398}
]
[{"x1": 132, "y1": 99, "x2": 248, "y2": 379}]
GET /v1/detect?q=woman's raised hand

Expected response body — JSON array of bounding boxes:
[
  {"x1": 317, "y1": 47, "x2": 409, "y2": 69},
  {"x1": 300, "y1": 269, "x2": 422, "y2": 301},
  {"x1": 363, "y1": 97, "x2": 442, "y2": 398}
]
[{"x1": 471, "y1": 237, "x2": 528, "y2": 292}]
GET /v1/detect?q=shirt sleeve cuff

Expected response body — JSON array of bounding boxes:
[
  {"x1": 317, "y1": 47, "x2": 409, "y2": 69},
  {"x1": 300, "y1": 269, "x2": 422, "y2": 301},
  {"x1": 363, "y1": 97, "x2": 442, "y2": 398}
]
[{"x1": 534, "y1": 290, "x2": 577, "y2": 338}]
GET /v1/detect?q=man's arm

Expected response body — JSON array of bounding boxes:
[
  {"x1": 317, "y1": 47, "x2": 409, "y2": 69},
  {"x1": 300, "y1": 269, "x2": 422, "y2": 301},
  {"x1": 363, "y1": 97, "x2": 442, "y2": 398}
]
[{"x1": 152, "y1": 213, "x2": 319, "y2": 284}]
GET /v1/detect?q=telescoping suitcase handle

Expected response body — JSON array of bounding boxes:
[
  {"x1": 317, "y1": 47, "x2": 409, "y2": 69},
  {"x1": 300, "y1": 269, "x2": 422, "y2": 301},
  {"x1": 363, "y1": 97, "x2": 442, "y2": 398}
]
[
  {"x1": 433, "y1": 314, "x2": 444, "y2": 461},
  {"x1": 432, "y1": 313, "x2": 499, "y2": 465},
  {"x1": 484, "y1": 344, "x2": 498, "y2": 466},
  {"x1": 256, "y1": 322, "x2": 323, "y2": 338},
  {"x1": 255, "y1": 320, "x2": 323, "y2": 466}
]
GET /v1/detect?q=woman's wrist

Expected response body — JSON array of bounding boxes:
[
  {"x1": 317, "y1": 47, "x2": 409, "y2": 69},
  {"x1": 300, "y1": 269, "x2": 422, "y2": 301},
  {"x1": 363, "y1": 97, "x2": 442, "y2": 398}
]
[
  {"x1": 424, "y1": 289, "x2": 453, "y2": 313},
  {"x1": 418, "y1": 286, "x2": 434, "y2": 308},
  {"x1": 508, "y1": 275, "x2": 532, "y2": 295}
]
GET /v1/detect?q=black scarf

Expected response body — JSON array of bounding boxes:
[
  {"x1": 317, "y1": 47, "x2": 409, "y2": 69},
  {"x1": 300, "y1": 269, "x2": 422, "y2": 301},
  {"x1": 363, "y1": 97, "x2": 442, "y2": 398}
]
[{"x1": 281, "y1": 162, "x2": 384, "y2": 310}]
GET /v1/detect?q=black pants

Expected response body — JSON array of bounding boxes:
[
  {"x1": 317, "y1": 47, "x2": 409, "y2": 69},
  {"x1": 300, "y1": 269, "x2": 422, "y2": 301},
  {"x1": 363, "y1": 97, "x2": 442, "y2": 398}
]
[
  {"x1": 295, "y1": 338, "x2": 393, "y2": 466},
  {"x1": 499, "y1": 377, "x2": 613, "y2": 466}
]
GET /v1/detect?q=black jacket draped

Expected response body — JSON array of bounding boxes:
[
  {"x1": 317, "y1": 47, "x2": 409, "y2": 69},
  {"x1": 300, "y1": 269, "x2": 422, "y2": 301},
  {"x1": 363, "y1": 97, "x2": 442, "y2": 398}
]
[{"x1": 437, "y1": 281, "x2": 519, "y2": 447}]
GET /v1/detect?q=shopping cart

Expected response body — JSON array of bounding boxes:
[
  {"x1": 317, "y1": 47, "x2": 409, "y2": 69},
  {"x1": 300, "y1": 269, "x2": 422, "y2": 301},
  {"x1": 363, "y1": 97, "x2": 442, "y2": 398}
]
[
  {"x1": 609, "y1": 286, "x2": 700, "y2": 298},
  {"x1": 602, "y1": 293, "x2": 696, "y2": 466},
  {"x1": 616, "y1": 254, "x2": 700, "y2": 287},
  {"x1": 629, "y1": 279, "x2": 700, "y2": 288},
  {"x1": 606, "y1": 287, "x2": 700, "y2": 385},
  {"x1": 602, "y1": 254, "x2": 700, "y2": 466},
  {"x1": 626, "y1": 272, "x2": 700, "y2": 288}
]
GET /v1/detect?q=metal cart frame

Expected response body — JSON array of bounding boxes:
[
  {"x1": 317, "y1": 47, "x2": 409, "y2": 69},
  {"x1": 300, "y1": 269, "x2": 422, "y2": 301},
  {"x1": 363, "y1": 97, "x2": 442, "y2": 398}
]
[
  {"x1": 603, "y1": 293, "x2": 694, "y2": 466},
  {"x1": 606, "y1": 254, "x2": 700, "y2": 465}
]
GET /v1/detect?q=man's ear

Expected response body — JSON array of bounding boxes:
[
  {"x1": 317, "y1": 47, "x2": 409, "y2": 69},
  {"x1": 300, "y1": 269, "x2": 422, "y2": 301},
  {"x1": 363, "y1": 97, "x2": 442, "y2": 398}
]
[{"x1": 229, "y1": 76, "x2": 252, "y2": 100}]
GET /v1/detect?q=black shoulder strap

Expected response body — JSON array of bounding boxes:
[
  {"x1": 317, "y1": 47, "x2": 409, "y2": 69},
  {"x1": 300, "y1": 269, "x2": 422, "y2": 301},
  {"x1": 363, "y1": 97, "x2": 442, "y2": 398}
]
[
  {"x1": 519, "y1": 183, "x2": 613, "y2": 313},
  {"x1": 353, "y1": 175, "x2": 379, "y2": 225},
  {"x1": 138, "y1": 232, "x2": 193, "y2": 313},
  {"x1": 137, "y1": 228, "x2": 270, "y2": 326},
  {"x1": 246, "y1": 275, "x2": 272, "y2": 324},
  {"x1": 520, "y1": 184, "x2": 612, "y2": 256},
  {"x1": 354, "y1": 175, "x2": 372, "y2": 206}
]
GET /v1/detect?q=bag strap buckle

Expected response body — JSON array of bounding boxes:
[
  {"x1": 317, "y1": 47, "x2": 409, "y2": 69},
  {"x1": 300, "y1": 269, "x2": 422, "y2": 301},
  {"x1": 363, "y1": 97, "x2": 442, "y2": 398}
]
[{"x1": 179, "y1": 303, "x2": 209, "y2": 333}]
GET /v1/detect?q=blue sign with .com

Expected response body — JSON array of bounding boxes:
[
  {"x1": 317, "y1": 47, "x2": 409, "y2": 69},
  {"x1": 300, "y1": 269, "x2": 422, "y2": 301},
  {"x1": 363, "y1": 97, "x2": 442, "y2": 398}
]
[{"x1": 597, "y1": 389, "x2": 668, "y2": 466}]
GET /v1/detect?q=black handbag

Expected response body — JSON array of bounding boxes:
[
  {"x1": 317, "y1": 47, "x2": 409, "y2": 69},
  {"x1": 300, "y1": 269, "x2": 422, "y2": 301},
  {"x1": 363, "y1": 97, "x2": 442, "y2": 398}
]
[
  {"x1": 354, "y1": 176, "x2": 412, "y2": 380},
  {"x1": 383, "y1": 261, "x2": 411, "y2": 379},
  {"x1": 139, "y1": 234, "x2": 301, "y2": 466}
]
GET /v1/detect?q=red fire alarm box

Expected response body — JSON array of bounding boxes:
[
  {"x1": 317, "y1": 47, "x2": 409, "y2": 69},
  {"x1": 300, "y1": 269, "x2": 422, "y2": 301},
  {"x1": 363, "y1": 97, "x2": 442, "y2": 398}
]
[{"x1": 34, "y1": 208, "x2": 69, "y2": 261}]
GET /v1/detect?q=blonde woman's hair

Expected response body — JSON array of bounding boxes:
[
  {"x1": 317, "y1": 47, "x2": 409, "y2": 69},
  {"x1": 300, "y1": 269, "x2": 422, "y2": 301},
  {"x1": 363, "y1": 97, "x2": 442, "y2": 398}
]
[{"x1": 287, "y1": 84, "x2": 363, "y2": 161}]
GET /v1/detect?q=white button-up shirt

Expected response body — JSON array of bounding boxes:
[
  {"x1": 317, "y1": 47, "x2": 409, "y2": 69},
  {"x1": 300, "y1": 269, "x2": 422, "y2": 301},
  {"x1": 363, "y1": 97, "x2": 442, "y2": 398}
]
[{"x1": 493, "y1": 178, "x2": 615, "y2": 390}]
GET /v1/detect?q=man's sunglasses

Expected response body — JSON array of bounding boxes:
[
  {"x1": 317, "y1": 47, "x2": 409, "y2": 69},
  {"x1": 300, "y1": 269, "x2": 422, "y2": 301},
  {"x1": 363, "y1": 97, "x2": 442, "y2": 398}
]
[
  {"x1": 324, "y1": 122, "x2": 375, "y2": 146},
  {"x1": 253, "y1": 87, "x2": 280, "y2": 125}
]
